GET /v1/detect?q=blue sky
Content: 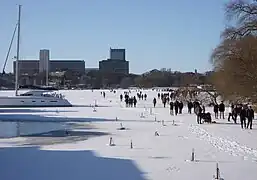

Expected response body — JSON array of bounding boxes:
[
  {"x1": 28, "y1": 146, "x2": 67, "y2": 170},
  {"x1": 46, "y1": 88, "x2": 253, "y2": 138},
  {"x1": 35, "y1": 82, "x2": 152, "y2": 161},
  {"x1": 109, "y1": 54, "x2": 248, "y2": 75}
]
[{"x1": 0, "y1": 0, "x2": 229, "y2": 74}]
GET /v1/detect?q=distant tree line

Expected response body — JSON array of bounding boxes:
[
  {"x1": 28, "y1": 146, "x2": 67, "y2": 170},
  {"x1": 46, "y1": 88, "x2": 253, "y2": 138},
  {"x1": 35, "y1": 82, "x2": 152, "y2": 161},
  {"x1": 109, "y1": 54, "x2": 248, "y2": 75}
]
[
  {"x1": 0, "y1": 69, "x2": 214, "y2": 89},
  {"x1": 83, "y1": 69, "x2": 213, "y2": 89}
]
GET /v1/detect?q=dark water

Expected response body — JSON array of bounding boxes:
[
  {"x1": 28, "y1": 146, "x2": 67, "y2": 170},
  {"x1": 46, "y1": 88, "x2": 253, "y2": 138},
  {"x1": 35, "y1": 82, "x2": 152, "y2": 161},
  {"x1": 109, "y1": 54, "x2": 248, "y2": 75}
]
[{"x1": 0, "y1": 121, "x2": 68, "y2": 138}]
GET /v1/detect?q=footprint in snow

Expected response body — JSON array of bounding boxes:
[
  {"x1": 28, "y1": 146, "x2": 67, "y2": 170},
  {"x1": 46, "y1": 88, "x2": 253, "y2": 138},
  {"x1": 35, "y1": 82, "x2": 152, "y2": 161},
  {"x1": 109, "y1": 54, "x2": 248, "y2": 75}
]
[{"x1": 166, "y1": 166, "x2": 180, "y2": 173}]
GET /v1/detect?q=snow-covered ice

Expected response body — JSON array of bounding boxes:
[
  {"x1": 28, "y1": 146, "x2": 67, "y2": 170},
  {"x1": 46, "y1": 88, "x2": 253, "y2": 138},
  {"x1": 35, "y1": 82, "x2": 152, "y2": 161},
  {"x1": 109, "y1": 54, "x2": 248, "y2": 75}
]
[{"x1": 0, "y1": 89, "x2": 256, "y2": 180}]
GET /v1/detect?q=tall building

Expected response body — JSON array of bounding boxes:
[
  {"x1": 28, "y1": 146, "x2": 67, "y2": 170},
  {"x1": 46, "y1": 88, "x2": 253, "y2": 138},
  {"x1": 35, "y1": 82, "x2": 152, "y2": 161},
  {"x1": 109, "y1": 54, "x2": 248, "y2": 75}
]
[
  {"x1": 110, "y1": 48, "x2": 125, "y2": 61},
  {"x1": 99, "y1": 48, "x2": 129, "y2": 74},
  {"x1": 39, "y1": 49, "x2": 50, "y2": 73},
  {"x1": 99, "y1": 59, "x2": 129, "y2": 74}
]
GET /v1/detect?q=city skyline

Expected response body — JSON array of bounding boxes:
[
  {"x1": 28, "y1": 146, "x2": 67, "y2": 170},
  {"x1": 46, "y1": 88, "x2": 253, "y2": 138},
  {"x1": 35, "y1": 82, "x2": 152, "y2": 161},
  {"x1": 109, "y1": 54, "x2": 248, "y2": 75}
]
[{"x1": 0, "y1": 0, "x2": 227, "y2": 74}]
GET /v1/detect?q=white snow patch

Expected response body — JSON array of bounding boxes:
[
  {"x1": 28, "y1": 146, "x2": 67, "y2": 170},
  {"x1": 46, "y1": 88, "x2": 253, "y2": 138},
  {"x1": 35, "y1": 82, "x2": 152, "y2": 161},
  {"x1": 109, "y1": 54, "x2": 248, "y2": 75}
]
[{"x1": 189, "y1": 124, "x2": 257, "y2": 161}]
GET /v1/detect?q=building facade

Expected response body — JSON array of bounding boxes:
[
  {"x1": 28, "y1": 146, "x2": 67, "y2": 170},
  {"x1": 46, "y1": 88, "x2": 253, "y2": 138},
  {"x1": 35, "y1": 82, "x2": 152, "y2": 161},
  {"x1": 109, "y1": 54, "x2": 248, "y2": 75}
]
[
  {"x1": 50, "y1": 60, "x2": 85, "y2": 74},
  {"x1": 13, "y1": 60, "x2": 85, "y2": 75},
  {"x1": 110, "y1": 48, "x2": 125, "y2": 61},
  {"x1": 13, "y1": 49, "x2": 85, "y2": 75},
  {"x1": 13, "y1": 60, "x2": 39, "y2": 75},
  {"x1": 99, "y1": 48, "x2": 129, "y2": 74},
  {"x1": 39, "y1": 49, "x2": 50, "y2": 73},
  {"x1": 99, "y1": 59, "x2": 129, "y2": 74}
]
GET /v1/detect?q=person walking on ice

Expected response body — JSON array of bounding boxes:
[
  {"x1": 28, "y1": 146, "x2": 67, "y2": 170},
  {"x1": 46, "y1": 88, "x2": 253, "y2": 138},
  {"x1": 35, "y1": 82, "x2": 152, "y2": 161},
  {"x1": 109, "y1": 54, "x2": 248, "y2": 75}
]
[{"x1": 169, "y1": 101, "x2": 174, "y2": 115}]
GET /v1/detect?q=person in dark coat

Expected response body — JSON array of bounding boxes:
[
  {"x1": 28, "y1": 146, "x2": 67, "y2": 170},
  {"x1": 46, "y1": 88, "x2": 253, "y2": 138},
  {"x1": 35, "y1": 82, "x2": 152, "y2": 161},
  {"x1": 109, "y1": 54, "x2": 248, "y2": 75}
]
[
  {"x1": 187, "y1": 101, "x2": 193, "y2": 114},
  {"x1": 219, "y1": 102, "x2": 225, "y2": 119},
  {"x1": 179, "y1": 101, "x2": 183, "y2": 114},
  {"x1": 133, "y1": 96, "x2": 137, "y2": 107},
  {"x1": 232, "y1": 105, "x2": 241, "y2": 123},
  {"x1": 137, "y1": 93, "x2": 140, "y2": 99},
  {"x1": 193, "y1": 100, "x2": 200, "y2": 114},
  {"x1": 131, "y1": 97, "x2": 134, "y2": 107},
  {"x1": 240, "y1": 106, "x2": 247, "y2": 129},
  {"x1": 232, "y1": 106, "x2": 238, "y2": 123},
  {"x1": 144, "y1": 94, "x2": 147, "y2": 100},
  {"x1": 169, "y1": 101, "x2": 174, "y2": 115},
  {"x1": 125, "y1": 97, "x2": 129, "y2": 107},
  {"x1": 213, "y1": 104, "x2": 219, "y2": 119},
  {"x1": 195, "y1": 105, "x2": 202, "y2": 124},
  {"x1": 120, "y1": 94, "x2": 123, "y2": 101},
  {"x1": 153, "y1": 98, "x2": 157, "y2": 108},
  {"x1": 174, "y1": 100, "x2": 179, "y2": 115},
  {"x1": 247, "y1": 106, "x2": 254, "y2": 129},
  {"x1": 163, "y1": 98, "x2": 167, "y2": 108}
]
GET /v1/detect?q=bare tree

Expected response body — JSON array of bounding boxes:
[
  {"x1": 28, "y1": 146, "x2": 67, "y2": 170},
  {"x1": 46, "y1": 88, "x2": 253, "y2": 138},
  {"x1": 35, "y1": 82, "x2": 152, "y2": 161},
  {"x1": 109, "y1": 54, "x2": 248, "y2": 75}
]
[
  {"x1": 222, "y1": 0, "x2": 257, "y2": 39},
  {"x1": 210, "y1": 0, "x2": 257, "y2": 103},
  {"x1": 175, "y1": 85, "x2": 220, "y2": 105},
  {"x1": 197, "y1": 86, "x2": 220, "y2": 105},
  {"x1": 211, "y1": 35, "x2": 257, "y2": 101}
]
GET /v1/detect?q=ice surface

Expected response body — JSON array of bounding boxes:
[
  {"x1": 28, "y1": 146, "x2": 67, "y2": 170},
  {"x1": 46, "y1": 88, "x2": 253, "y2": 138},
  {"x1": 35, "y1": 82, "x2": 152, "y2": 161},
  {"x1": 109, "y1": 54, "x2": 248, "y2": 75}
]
[{"x1": 0, "y1": 89, "x2": 256, "y2": 180}]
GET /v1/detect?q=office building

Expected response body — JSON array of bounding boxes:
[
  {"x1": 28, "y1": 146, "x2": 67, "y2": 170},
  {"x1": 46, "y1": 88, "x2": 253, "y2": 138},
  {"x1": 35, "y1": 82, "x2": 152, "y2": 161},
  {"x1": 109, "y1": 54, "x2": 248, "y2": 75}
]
[
  {"x1": 13, "y1": 60, "x2": 85, "y2": 75},
  {"x1": 13, "y1": 60, "x2": 39, "y2": 75},
  {"x1": 39, "y1": 49, "x2": 50, "y2": 73},
  {"x1": 99, "y1": 59, "x2": 129, "y2": 74},
  {"x1": 13, "y1": 49, "x2": 85, "y2": 75},
  {"x1": 110, "y1": 48, "x2": 126, "y2": 61},
  {"x1": 99, "y1": 48, "x2": 129, "y2": 74},
  {"x1": 50, "y1": 60, "x2": 85, "y2": 74}
]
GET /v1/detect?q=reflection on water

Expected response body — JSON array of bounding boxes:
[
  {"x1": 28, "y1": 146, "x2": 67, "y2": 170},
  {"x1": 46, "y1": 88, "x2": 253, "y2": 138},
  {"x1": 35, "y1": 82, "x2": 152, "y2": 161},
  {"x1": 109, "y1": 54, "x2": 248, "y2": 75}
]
[{"x1": 0, "y1": 121, "x2": 69, "y2": 138}]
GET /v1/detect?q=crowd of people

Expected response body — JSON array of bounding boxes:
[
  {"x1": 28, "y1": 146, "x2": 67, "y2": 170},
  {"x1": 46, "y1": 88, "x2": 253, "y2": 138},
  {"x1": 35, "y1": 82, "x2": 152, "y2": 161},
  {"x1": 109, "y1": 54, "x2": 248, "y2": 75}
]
[
  {"x1": 227, "y1": 104, "x2": 254, "y2": 129},
  {"x1": 103, "y1": 90, "x2": 255, "y2": 130},
  {"x1": 119, "y1": 91, "x2": 148, "y2": 107},
  {"x1": 155, "y1": 92, "x2": 255, "y2": 129}
]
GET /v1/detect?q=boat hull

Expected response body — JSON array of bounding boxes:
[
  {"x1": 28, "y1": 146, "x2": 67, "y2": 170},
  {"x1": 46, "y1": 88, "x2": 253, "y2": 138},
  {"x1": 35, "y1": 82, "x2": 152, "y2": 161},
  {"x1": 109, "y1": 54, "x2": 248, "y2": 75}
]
[{"x1": 0, "y1": 96, "x2": 72, "y2": 108}]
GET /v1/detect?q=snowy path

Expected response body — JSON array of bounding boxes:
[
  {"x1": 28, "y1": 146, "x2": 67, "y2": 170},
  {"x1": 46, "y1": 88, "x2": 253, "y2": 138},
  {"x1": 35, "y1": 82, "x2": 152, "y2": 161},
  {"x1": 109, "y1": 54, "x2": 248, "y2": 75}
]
[{"x1": 188, "y1": 124, "x2": 257, "y2": 162}]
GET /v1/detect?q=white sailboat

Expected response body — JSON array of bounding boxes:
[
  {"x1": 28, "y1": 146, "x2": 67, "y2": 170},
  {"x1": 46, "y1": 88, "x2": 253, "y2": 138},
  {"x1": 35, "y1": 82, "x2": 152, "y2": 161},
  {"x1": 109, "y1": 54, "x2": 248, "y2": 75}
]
[{"x1": 0, "y1": 5, "x2": 72, "y2": 107}]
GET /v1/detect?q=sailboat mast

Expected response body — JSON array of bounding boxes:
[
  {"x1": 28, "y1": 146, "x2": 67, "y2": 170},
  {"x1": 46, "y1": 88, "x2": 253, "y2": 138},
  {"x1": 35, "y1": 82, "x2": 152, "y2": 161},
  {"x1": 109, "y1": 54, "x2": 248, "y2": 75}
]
[{"x1": 15, "y1": 5, "x2": 21, "y2": 96}]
